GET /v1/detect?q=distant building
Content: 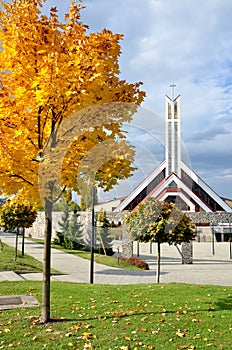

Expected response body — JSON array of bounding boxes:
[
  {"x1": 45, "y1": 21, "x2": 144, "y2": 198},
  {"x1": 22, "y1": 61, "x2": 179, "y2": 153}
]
[
  {"x1": 0, "y1": 196, "x2": 6, "y2": 207},
  {"x1": 95, "y1": 197, "x2": 126, "y2": 213}
]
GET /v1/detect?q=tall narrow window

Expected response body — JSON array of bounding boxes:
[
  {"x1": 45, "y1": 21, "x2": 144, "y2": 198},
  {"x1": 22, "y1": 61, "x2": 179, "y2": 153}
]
[
  {"x1": 168, "y1": 103, "x2": 172, "y2": 119},
  {"x1": 174, "y1": 102, "x2": 178, "y2": 119}
]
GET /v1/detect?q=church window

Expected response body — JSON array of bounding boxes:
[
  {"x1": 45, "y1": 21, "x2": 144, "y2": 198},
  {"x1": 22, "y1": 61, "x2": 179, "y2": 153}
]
[
  {"x1": 181, "y1": 169, "x2": 224, "y2": 211},
  {"x1": 174, "y1": 102, "x2": 178, "y2": 119},
  {"x1": 168, "y1": 180, "x2": 177, "y2": 188},
  {"x1": 168, "y1": 103, "x2": 172, "y2": 119}
]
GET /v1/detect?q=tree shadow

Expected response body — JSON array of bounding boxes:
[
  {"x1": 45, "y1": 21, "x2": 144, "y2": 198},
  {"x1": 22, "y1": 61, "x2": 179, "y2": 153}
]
[
  {"x1": 213, "y1": 295, "x2": 232, "y2": 311},
  {"x1": 33, "y1": 298, "x2": 231, "y2": 326},
  {"x1": 32, "y1": 309, "x2": 175, "y2": 326},
  {"x1": 94, "y1": 268, "x2": 168, "y2": 277}
]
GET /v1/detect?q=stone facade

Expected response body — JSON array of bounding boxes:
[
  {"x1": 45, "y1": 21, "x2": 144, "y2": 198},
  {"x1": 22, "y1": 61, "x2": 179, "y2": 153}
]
[
  {"x1": 181, "y1": 242, "x2": 193, "y2": 264},
  {"x1": 121, "y1": 239, "x2": 133, "y2": 258}
]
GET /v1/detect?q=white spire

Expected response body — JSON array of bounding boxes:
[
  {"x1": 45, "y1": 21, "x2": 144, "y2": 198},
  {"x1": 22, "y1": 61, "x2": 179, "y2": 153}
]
[{"x1": 165, "y1": 86, "x2": 181, "y2": 178}]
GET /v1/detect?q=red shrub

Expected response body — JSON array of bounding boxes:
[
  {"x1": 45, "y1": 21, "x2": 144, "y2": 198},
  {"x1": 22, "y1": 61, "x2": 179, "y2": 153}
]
[{"x1": 119, "y1": 256, "x2": 149, "y2": 270}]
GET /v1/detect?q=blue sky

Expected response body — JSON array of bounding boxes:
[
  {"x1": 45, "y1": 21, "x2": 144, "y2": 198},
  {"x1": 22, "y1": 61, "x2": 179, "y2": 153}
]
[{"x1": 43, "y1": 0, "x2": 232, "y2": 201}]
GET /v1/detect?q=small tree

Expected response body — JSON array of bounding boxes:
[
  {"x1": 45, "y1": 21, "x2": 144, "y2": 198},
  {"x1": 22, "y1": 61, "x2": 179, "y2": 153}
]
[
  {"x1": 125, "y1": 198, "x2": 195, "y2": 283},
  {"x1": 55, "y1": 203, "x2": 84, "y2": 250},
  {"x1": 97, "y1": 209, "x2": 112, "y2": 255},
  {"x1": 0, "y1": 197, "x2": 37, "y2": 230},
  {"x1": 54, "y1": 204, "x2": 70, "y2": 248},
  {"x1": 67, "y1": 207, "x2": 84, "y2": 249},
  {"x1": 0, "y1": 197, "x2": 37, "y2": 260}
]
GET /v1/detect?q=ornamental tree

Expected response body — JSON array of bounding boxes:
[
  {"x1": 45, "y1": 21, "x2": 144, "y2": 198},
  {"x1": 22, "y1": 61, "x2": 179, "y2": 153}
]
[
  {"x1": 0, "y1": 197, "x2": 37, "y2": 260},
  {"x1": 0, "y1": 0, "x2": 145, "y2": 322},
  {"x1": 125, "y1": 198, "x2": 195, "y2": 283},
  {"x1": 0, "y1": 197, "x2": 37, "y2": 230}
]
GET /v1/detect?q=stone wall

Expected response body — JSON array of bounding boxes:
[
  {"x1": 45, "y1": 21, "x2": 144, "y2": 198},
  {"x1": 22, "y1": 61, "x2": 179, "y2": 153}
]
[
  {"x1": 26, "y1": 211, "x2": 127, "y2": 240},
  {"x1": 186, "y1": 212, "x2": 232, "y2": 225},
  {"x1": 26, "y1": 212, "x2": 63, "y2": 239},
  {"x1": 26, "y1": 211, "x2": 232, "y2": 260},
  {"x1": 26, "y1": 211, "x2": 95, "y2": 239}
]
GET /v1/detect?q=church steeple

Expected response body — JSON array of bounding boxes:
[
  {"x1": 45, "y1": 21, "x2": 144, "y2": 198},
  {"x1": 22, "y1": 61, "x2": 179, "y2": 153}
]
[{"x1": 165, "y1": 84, "x2": 181, "y2": 178}]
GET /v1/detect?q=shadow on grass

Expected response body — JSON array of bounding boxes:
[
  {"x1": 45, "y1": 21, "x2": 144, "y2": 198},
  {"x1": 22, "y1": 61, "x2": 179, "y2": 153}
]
[
  {"x1": 32, "y1": 301, "x2": 230, "y2": 326},
  {"x1": 31, "y1": 309, "x2": 175, "y2": 326},
  {"x1": 214, "y1": 295, "x2": 232, "y2": 311}
]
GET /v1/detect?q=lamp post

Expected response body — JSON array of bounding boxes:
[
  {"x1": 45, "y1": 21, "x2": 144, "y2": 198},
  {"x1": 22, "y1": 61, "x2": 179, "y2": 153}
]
[
  {"x1": 21, "y1": 227, "x2": 25, "y2": 256},
  {"x1": 212, "y1": 226, "x2": 215, "y2": 255},
  {"x1": 90, "y1": 185, "x2": 95, "y2": 284},
  {"x1": 229, "y1": 221, "x2": 232, "y2": 260}
]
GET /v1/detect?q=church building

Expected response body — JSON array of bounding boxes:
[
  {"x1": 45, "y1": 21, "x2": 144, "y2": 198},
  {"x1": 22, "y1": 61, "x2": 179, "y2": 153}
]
[{"x1": 114, "y1": 88, "x2": 232, "y2": 213}]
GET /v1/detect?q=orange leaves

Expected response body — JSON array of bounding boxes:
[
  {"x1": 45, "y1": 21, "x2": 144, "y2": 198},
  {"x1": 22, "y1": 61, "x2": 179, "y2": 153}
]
[{"x1": 0, "y1": 0, "x2": 144, "y2": 206}]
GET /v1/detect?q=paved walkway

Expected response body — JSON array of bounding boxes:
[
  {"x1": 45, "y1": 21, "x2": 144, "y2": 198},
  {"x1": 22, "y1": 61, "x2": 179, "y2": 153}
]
[{"x1": 0, "y1": 232, "x2": 232, "y2": 286}]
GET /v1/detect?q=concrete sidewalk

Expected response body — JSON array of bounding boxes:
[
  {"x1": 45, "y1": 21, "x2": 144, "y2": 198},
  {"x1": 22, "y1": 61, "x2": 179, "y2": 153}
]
[{"x1": 0, "y1": 232, "x2": 232, "y2": 286}]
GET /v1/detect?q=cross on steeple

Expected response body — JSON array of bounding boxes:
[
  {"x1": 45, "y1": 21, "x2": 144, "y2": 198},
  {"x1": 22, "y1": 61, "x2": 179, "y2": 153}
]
[{"x1": 170, "y1": 83, "x2": 176, "y2": 100}]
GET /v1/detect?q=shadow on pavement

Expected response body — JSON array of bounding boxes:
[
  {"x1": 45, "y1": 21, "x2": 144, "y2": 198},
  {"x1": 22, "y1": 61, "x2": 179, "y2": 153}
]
[{"x1": 95, "y1": 268, "x2": 168, "y2": 277}]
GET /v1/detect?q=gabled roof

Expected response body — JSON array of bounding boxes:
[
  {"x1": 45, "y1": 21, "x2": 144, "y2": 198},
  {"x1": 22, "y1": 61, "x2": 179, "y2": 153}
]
[
  {"x1": 114, "y1": 160, "x2": 166, "y2": 212},
  {"x1": 114, "y1": 161, "x2": 232, "y2": 213}
]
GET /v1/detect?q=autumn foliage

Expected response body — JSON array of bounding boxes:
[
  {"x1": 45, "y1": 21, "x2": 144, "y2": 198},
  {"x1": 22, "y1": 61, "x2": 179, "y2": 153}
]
[
  {"x1": 0, "y1": 197, "x2": 37, "y2": 230},
  {"x1": 125, "y1": 198, "x2": 195, "y2": 245}
]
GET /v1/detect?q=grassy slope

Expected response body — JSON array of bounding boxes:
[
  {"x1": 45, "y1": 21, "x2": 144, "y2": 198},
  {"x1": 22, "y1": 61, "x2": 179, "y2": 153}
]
[
  {"x1": 0, "y1": 243, "x2": 44, "y2": 273},
  {"x1": 0, "y1": 281, "x2": 231, "y2": 349}
]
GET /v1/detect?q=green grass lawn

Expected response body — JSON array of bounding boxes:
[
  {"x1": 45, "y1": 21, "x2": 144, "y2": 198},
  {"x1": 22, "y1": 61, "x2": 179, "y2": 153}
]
[
  {"x1": 0, "y1": 242, "x2": 59, "y2": 274},
  {"x1": 0, "y1": 242, "x2": 44, "y2": 273},
  {"x1": 0, "y1": 281, "x2": 231, "y2": 349}
]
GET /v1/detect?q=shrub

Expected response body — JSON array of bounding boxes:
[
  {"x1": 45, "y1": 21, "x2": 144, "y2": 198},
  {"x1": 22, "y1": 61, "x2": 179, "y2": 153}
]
[{"x1": 119, "y1": 256, "x2": 149, "y2": 270}]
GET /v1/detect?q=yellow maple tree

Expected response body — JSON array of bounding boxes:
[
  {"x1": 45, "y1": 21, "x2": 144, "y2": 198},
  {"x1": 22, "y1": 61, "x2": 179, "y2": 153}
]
[{"x1": 0, "y1": 0, "x2": 145, "y2": 322}]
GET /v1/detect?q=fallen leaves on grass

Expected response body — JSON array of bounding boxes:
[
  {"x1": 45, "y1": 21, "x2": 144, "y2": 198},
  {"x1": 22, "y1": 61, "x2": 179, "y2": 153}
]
[{"x1": 176, "y1": 329, "x2": 188, "y2": 338}]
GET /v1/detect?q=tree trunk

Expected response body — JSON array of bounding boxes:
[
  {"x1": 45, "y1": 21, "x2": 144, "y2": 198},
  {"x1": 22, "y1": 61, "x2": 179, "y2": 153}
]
[
  {"x1": 99, "y1": 231, "x2": 107, "y2": 256},
  {"x1": 22, "y1": 227, "x2": 25, "y2": 256},
  {"x1": 15, "y1": 228, "x2": 19, "y2": 262},
  {"x1": 40, "y1": 198, "x2": 53, "y2": 323},
  {"x1": 157, "y1": 242, "x2": 161, "y2": 283}
]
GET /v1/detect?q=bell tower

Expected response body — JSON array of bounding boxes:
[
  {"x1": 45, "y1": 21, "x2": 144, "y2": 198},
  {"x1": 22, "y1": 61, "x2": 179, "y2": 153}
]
[{"x1": 165, "y1": 84, "x2": 181, "y2": 178}]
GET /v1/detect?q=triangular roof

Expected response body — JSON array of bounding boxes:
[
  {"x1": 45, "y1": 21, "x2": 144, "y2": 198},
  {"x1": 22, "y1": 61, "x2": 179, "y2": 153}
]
[{"x1": 114, "y1": 160, "x2": 232, "y2": 213}]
